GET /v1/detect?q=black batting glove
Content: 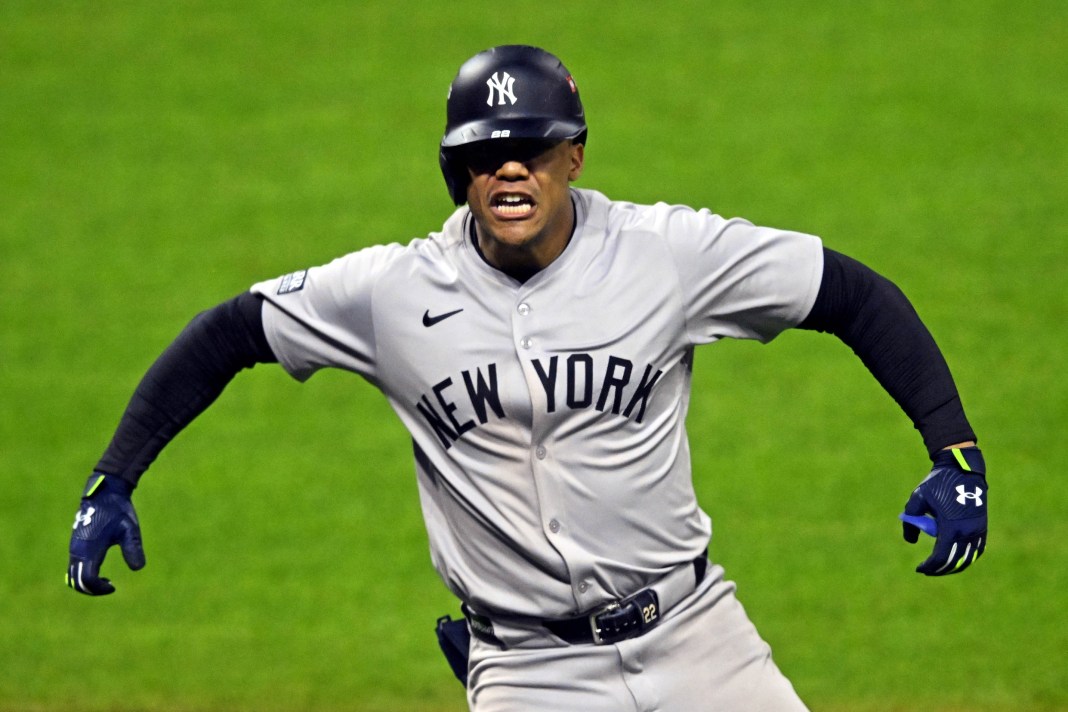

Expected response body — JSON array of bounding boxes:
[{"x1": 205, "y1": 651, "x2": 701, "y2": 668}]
[
  {"x1": 899, "y1": 446, "x2": 987, "y2": 576},
  {"x1": 67, "y1": 473, "x2": 145, "y2": 595}
]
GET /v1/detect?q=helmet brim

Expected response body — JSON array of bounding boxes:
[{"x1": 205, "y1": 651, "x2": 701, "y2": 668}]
[{"x1": 440, "y1": 117, "x2": 587, "y2": 149}]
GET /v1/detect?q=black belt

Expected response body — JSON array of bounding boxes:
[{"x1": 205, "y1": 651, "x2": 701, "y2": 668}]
[{"x1": 466, "y1": 554, "x2": 707, "y2": 647}]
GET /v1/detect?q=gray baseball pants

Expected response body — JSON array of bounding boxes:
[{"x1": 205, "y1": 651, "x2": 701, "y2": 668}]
[{"x1": 466, "y1": 564, "x2": 808, "y2": 711}]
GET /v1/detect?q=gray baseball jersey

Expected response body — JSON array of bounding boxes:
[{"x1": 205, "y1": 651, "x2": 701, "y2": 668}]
[{"x1": 251, "y1": 187, "x2": 822, "y2": 621}]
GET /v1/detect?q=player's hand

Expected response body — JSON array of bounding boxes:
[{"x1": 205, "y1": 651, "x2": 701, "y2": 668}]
[
  {"x1": 67, "y1": 473, "x2": 145, "y2": 595},
  {"x1": 899, "y1": 446, "x2": 987, "y2": 576}
]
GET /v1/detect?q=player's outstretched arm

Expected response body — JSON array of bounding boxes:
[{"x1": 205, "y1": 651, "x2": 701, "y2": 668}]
[
  {"x1": 66, "y1": 292, "x2": 277, "y2": 595},
  {"x1": 797, "y1": 248, "x2": 986, "y2": 574}
]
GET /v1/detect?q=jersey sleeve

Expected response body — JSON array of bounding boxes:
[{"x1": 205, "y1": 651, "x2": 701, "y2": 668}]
[
  {"x1": 656, "y1": 204, "x2": 824, "y2": 344},
  {"x1": 250, "y1": 243, "x2": 405, "y2": 382}
]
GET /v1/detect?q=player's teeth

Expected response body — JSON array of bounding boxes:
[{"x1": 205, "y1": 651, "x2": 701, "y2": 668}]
[
  {"x1": 499, "y1": 202, "x2": 530, "y2": 213},
  {"x1": 495, "y1": 196, "x2": 533, "y2": 215}
]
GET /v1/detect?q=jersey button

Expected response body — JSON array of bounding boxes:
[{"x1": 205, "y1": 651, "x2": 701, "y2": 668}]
[
  {"x1": 535, "y1": 446, "x2": 546, "y2": 459},
  {"x1": 577, "y1": 581, "x2": 589, "y2": 593},
  {"x1": 520, "y1": 337, "x2": 533, "y2": 349},
  {"x1": 549, "y1": 519, "x2": 561, "y2": 533},
  {"x1": 517, "y1": 302, "x2": 531, "y2": 316}
]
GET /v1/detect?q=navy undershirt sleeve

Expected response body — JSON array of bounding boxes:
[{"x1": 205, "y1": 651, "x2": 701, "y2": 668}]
[
  {"x1": 797, "y1": 248, "x2": 976, "y2": 457},
  {"x1": 94, "y1": 291, "x2": 277, "y2": 486}
]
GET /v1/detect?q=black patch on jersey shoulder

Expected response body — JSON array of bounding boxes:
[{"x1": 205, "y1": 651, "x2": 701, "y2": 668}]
[{"x1": 277, "y1": 269, "x2": 308, "y2": 295}]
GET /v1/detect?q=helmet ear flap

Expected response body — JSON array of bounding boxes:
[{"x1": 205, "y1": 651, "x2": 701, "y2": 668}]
[{"x1": 439, "y1": 149, "x2": 470, "y2": 206}]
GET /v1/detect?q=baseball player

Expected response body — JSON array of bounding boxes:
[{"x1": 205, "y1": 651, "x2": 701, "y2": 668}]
[{"x1": 68, "y1": 46, "x2": 987, "y2": 710}]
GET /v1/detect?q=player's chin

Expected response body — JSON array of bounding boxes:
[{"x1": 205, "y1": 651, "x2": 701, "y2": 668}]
[
  {"x1": 487, "y1": 222, "x2": 542, "y2": 249},
  {"x1": 484, "y1": 210, "x2": 542, "y2": 239}
]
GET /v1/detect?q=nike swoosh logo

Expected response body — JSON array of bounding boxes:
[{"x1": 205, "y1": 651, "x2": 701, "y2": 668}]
[{"x1": 422, "y1": 308, "x2": 464, "y2": 327}]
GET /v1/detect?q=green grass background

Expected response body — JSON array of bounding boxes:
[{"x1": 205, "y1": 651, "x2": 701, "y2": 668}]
[{"x1": 2, "y1": 1, "x2": 1065, "y2": 710}]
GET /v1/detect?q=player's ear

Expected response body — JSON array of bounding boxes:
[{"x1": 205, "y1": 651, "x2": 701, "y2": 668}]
[{"x1": 568, "y1": 141, "x2": 585, "y2": 181}]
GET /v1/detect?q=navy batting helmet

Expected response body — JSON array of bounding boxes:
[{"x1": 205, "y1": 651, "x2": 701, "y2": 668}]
[{"x1": 439, "y1": 45, "x2": 588, "y2": 205}]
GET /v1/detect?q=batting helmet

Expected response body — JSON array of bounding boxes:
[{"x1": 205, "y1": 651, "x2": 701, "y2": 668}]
[{"x1": 439, "y1": 45, "x2": 588, "y2": 205}]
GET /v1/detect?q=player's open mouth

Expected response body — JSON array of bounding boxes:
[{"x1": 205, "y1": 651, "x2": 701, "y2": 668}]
[{"x1": 491, "y1": 193, "x2": 535, "y2": 218}]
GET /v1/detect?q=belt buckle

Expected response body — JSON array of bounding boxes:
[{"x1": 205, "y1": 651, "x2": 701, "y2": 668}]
[
  {"x1": 588, "y1": 601, "x2": 621, "y2": 645},
  {"x1": 589, "y1": 588, "x2": 661, "y2": 645}
]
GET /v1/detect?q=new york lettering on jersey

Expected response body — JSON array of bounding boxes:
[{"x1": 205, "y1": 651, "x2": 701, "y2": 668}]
[{"x1": 414, "y1": 354, "x2": 664, "y2": 450}]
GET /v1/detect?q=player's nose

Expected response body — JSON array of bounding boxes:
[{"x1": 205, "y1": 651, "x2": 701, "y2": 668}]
[{"x1": 495, "y1": 159, "x2": 530, "y2": 180}]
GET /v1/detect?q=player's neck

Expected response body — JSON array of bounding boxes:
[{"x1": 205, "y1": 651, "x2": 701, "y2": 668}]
[{"x1": 471, "y1": 199, "x2": 576, "y2": 282}]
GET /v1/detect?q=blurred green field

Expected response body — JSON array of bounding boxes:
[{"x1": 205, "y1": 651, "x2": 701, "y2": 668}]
[{"x1": 2, "y1": 1, "x2": 1065, "y2": 710}]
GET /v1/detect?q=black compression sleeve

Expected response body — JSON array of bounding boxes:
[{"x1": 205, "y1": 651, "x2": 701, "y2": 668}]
[
  {"x1": 94, "y1": 291, "x2": 278, "y2": 486},
  {"x1": 798, "y1": 248, "x2": 976, "y2": 457}
]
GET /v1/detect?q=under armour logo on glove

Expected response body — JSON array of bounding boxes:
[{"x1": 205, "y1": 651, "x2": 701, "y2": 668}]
[
  {"x1": 955, "y1": 485, "x2": 983, "y2": 506},
  {"x1": 899, "y1": 447, "x2": 988, "y2": 576},
  {"x1": 72, "y1": 506, "x2": 96, "y2": 529}
]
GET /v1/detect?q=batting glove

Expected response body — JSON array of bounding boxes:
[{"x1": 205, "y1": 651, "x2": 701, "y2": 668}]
[
  {"x1": 899, "y1": 446, "x2": 987, "y2": 576},
  {"x1": 67, "y1": 473, "x2": 145, "y2": 595}
]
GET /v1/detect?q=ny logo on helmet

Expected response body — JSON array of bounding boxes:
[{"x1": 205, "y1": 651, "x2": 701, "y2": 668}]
[
  {"x1": 955, "y1": 484, "x2": 983, "y2": 506},
  {"x1": 486, "y1": 71, "x2": 517, "y2": 106}
]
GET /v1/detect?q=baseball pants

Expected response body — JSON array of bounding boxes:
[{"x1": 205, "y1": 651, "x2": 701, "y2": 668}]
[{"x1": 466, "y1": 564, "x2": 808, "y2": 711}]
